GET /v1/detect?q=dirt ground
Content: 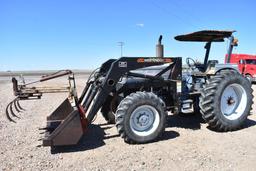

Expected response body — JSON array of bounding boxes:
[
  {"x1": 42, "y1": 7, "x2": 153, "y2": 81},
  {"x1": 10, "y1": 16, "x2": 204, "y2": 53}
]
[{"x1": 0, "y1": 75, "x2": 256, "y2": 171}]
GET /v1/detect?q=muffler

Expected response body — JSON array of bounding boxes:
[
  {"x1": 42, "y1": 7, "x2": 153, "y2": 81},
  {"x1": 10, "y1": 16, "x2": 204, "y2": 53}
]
[{"x1": 156, "y1": 35, "x2": 164, "y2": 58}]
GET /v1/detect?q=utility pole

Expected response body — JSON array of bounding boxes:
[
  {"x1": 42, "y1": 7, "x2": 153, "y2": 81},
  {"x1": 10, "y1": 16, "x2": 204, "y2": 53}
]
[{"x1": 117, "y1": 42, "x2": 124, "y2": 57}]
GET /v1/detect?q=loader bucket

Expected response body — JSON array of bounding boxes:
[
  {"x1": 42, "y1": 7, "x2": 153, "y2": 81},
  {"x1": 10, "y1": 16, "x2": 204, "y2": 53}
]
[{"x1": 42, "y1": 98, "x2": 87, "y2": 146}]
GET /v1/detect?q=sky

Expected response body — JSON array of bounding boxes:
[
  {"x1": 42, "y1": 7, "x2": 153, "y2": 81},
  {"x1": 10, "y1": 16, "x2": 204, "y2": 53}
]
[{"x1": 0, "y1": 0, "x2": 255, "y2": 71}]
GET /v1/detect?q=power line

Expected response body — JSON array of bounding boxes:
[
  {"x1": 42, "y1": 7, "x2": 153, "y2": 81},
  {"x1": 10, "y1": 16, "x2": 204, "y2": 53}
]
[
  {"x1": 148, "y1": 0, "x2": 200, "y2": 29},
  {"x1": 165, "y1": 0, "x2": 204, "y2": 28}
]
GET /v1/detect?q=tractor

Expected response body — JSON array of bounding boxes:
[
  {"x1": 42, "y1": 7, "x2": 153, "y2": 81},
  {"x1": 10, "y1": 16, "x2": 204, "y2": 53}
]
[{"x1": 8, "y1": 30, "x2": 253, "y2": 146}]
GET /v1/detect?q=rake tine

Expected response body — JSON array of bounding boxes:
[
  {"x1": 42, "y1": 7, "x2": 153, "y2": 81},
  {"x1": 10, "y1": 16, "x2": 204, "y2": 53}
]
[
  {"x1": 6, "y1": 101, "x2": 16, "y2": 123},
  {"x1": 16, "y1": 98, "x2": 25, "y2": 111},
  {"x1": 10, "y1": 100, "x2": 21, "y2": 119},
  {"x1": 13, "y1": 98, "x2": 21, "y2": 113}
]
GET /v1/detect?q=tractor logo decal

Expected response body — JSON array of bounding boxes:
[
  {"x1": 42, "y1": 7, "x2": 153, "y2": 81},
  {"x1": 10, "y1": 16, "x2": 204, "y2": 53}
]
[
  {"x1": 164, "y1": 58, "x2": 172, "y2": 63},
  {"x1": 119, "y1": 61, "x2": 127, "y2": 68},
  {"x1": 137, "y1": 58, "x2": 172, "y2": 63},
  {"x1": 137, "y1": 58, "x2": 145, "y2": 63}
]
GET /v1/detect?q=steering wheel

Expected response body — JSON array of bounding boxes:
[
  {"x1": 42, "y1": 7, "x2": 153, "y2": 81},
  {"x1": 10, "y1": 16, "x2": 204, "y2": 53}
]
[{"x1": 186, "y1": 57, "x2": 196, "y2": 68}]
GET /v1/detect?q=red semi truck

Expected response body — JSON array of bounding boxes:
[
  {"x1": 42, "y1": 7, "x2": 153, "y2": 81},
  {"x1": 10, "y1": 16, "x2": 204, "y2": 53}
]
[{"x1": 225, "y1": 54, "x2": 256, "y2": 82}]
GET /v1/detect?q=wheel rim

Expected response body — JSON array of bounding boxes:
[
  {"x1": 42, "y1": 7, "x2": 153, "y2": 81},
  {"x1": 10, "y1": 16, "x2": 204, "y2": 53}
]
[
  {"x1": 130, "y1": 105, "x2": 160, "y2": 136},
  {"x1": 220, "y1": 83, "x2": 247, "y2": 120}
]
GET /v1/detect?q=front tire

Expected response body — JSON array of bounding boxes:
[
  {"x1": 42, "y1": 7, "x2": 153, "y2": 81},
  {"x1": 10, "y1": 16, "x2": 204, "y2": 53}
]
[
  {"x1": 116, "y1": 92, "x2": 167, "y2": 143},
  {"x1": 199, "y1": 70, "x2": 253, "y2": 131},
  {"x1": 101, "y1": 95, "x2": 121, "y2": 124},
  {"x1": 101, "y1": 97, "x2": 116, "y2": 124}
]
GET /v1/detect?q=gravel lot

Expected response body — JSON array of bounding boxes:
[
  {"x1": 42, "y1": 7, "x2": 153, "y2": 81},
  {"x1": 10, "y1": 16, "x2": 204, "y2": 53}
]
[{"x1": 0, "y1": 75, "x2": 256, "y2": 171}]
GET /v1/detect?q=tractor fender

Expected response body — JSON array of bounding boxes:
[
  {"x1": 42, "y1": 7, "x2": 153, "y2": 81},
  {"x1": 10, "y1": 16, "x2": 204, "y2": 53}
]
[{"x1": 205, "y1": 63, "x2": 240, "y2": 75}]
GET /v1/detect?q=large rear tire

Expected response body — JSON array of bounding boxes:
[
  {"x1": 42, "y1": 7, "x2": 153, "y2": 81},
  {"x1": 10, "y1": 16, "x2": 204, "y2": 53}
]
[
  {"x1": 199, "y1": 70, "x2": 253, "y2": 131},
  {"x1": 116, "y1": 92, "x2": 167, "y2": 143}
]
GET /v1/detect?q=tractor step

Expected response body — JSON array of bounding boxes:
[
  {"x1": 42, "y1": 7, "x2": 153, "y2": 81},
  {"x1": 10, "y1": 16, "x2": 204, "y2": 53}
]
[{"x1": 181, "y1": 99, "x2": 194, "y2": 113}]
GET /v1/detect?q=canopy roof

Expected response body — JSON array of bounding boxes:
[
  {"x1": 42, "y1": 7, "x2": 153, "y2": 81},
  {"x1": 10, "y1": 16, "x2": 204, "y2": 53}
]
[{"x1": 174, "y1": 30, "x2": 235, "y2": 42}]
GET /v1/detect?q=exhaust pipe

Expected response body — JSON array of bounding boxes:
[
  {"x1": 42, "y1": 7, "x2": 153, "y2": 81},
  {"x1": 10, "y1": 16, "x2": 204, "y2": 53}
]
[
  {"x1": 156, "y1": 35, "x2": 164, "y2": 58},
  {"x1": 226, "y1": 36, "x2": 238, "y2": 63}
]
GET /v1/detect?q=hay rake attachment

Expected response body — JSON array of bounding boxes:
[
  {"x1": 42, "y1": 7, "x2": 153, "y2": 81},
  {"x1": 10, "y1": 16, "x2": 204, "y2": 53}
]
[{"x1": 6, "y1": 70, "x2": 75, "y2": 122}]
